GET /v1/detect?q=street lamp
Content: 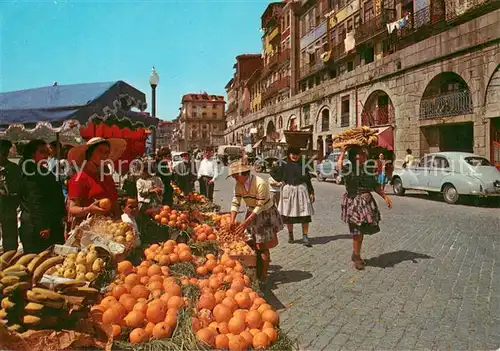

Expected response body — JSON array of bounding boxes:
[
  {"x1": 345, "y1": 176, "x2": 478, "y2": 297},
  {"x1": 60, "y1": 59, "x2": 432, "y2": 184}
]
[{"x1": 149, "y1": 66, "x2": 160, "y2": 155}]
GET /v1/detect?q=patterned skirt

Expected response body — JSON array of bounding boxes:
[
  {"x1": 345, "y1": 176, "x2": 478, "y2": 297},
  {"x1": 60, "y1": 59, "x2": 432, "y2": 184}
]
[
  {"x1": 278, "y1": 184, "x2": 314, "y2": 224},
  {"x1": 245, "y1": 205, "x2": 283, "y2": 248},
  {"x1": 341, "y1": 192, "x2": 381, "y2": 236}
]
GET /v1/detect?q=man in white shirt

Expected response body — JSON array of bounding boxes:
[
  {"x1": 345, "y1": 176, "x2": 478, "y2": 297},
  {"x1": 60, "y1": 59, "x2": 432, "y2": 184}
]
[{"x1": 197, "y1": 147, "x2": 218, "y2": 201}]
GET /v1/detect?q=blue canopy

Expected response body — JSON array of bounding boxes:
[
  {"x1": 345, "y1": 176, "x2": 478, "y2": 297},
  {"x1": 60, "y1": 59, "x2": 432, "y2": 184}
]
[{"x1": 0, "y1": 81, "x2": 158, "y2": 129}]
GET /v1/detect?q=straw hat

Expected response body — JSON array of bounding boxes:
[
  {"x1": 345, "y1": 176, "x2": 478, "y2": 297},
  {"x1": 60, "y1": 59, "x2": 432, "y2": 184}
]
[
  {"x1": 226, "y1": 161, "x2": 251, "y2": 178},
  {"x1": 68, "y1": 137, "x2": 127, "y2": 166}
]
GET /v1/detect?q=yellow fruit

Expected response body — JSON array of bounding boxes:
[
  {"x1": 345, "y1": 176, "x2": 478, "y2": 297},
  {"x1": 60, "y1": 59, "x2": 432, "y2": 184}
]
[
  {"x1": 32, "y1": 256, "x2": 65, "y2": 285},
  {"x1": 23, "y1": 315, "x2": 41, "y2": 326},
  {"x1": 76, "y1": 264, "x2": 87, "y2": 274},
  {"x1": 85, "y1": 272, "x2": 96, "y2": 281}
]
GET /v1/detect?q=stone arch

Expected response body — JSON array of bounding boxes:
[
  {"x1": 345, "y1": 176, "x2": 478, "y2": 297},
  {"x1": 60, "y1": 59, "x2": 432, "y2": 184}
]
[
  {"x1": 266, "y1": 119, "x2": 277, "y2": 140},
  {"x1": 278, "y1": 116, "x2": 284, "y2": 129},
  {"x1": 483, "y1": 64, "x2": 500, "y2": 117},
  {"x1": 361, "y1": 90, "x2": 395, "y2": 127},
  {"x1": 361, "y1": 82, "x2": 398, "y2": 111},
  {"x1": 419, "y1": 71, "x2": 473, "y2": 119},
  {"x1": 315, "y1": 105, "x2": 331, "y2": 132}
]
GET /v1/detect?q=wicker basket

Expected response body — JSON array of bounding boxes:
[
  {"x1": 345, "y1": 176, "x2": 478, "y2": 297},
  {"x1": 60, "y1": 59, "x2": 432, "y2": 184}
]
[{"x1": 284, "y1": 131, "x2": 311, "y2": 148}]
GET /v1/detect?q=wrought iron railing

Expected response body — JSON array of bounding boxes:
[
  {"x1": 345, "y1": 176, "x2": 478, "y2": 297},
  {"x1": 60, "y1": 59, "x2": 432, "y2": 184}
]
[
  {"x1": 444, "y1": 0, "x2": 495, "y2": 22},
  {"x1": 398, "y1": 1, "x2": 445, "y2": 38},
  {"x1": 340, "y1": 113, "x2": 350, "y2": 127},
  {"x1": 331, "y1": 41, "x2": 347, "y2": 61},
  {"x1": 419, "y1": 90, "x2": 473, "y2": 119},
  {"x1": 262, "y1": 77, "x2": 291, "y2": 101},
  {"x1": 300, "y1": 60, "x2": 326, "y2": 79},
  {"x1": 361, "y1": 105, "x2": 395, "y2": 126},
  {"x1": 355, "y1": 9, "x2": 396, "y2": 43}
]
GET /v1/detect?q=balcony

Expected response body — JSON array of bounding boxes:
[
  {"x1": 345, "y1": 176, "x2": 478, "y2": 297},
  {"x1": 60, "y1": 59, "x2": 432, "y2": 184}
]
[
  {"x1": 262, "y1": 77, "x2": 291, "y2": 101},
  {"x1": 300, "y1": 61, "x2": 326, "y2": 79},
  {"x1": 398, "y1": 1, "x2": 445, "y2": 39},
  {"x1": 355, "y1": 9, "x2": 396, "y2": 44},
  {"x1": 226, "y1": 102, "x2": 237, "y2": 114},
  {"x1": 445, "y1": 0, "x2": 498, "y2": 22},
  {"x1": 331, "y1": 41, "x2": 347, "y2": 61},
  {"x1": 268, "y1": 53, "x2": 279, "y2": 67},
  {"x1": 420, "y1": 90, "x2": 473, "y2": 119},
  {"x1": 361, "y1": 105, "x2": 395, "y2": 126},
  {"x1": 279, "y1": 49, "x2": 291, "y2": 63}
]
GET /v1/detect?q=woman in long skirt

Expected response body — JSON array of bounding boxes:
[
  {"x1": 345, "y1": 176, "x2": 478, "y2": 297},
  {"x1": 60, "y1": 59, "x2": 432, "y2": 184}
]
[
  {"x1": 337, "y1": 146, "x2": 392, "y2": 270},
  {"x1": 229, "y1": 162, "x2": 283, "y2": 283},
  {"x1": 271, "y1": 146, "x2": 314, "y2": 247}
]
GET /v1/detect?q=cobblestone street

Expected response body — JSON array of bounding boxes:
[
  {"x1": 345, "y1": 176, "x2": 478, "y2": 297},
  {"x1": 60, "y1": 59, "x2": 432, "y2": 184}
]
[{"x1": 213, "y1": 173, "x2": 500, "y2": 351}]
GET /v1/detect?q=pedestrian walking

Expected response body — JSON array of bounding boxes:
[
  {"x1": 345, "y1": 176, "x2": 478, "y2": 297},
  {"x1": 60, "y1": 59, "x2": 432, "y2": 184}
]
[
  {"x1": 376, "y1": 152, "x2": 389, "y2": 191},
  {"x1": 19, "y1": 140, "x2": 66, "y2": 253},
  {"x1": 337, "y1": 145, "x2": 392, "y2": 270},
  {"x1": 0, "y1": 140, "x2": 21, "y2": 251},
  {"x1": 173, "y1": 153, "x2": 193, "y2": 195},
  {"x1": 197, "y1": 147, "x2": 218, "y2": 201},
  {"x1": 228, "y1": 161, "x2": 283, "y2": 284},
  {"x1": 403, "y1": 148, "x2": 415, "y2": 168},
  {"x1": 271, "y1": 146, "x2": 315, "y2": 247}
]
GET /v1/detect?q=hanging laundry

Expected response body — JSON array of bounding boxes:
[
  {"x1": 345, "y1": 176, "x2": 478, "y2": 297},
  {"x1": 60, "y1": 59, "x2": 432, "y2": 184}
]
[
  {"x1": 386, "y1": 20, "x2": 400, "y2": 34},
  {"x1": 344, "y1": 32, "x2": 355, "y2": 52}
]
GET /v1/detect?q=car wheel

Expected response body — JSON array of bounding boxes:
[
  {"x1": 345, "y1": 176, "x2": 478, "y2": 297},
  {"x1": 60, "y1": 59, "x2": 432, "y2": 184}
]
[
  {"x1": 392, "y1": 177, "x2": 406, "y2": 196},
  {"x1": 443, "y1": 184, "x2": 459, "y2": 204},
  {"x1": 316, "y1": 173, "x2": 324, "y2": 181},
  {"x1": 335, "y1": 175, "x2": 342, "y2": 185}
]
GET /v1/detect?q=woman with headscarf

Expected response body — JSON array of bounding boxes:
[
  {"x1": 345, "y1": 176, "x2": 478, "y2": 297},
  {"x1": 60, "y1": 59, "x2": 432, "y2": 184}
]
[
  {"x1": 271, "y1": 146, "x2": 315, "y2": 247},
  {"x1": 228, "y1": 162, "x2": 283, "y2": 284},
  {"x1": 337, "y1": 145, "x2": 392, "y2": 270},
  {"x1": 18, "y1": 140, "x2": 66, "y2": 253},
  {"x1": 67, "y1": 137, "x2": 127, "y2": 227}
]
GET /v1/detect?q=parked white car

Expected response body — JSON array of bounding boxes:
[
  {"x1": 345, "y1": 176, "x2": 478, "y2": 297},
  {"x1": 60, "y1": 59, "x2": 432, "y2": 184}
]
[{"x1": 391, "y1": 152, "x2": 500, "y2": 204}]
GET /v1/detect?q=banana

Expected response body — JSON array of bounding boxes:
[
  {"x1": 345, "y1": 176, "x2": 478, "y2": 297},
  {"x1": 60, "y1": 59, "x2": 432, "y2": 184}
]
[
  {"x1": 54, "y1": 280, "x2": 87, "y2": 292},
  {"x1": 22, "y1": 315, "x2": 41, "y2": 326},
  {"x1": 27, "y1": 250, "x2": 51, "y2": 274},
  {"x1": 0, "y1": 276, "x2": 20, "y2": 286},
  {"x1": 7, "y1": 324, "x2": 23, "y2": 332},
  {"x1": 24, "y1": 302, "x2": 45, "y2": 314},
  {"x1": 15, "y1": 254, "x2": 38, "y2": 267},
  {"x1": 0, "y1": 308, "x2": 7, "y2": 319},
  {"x1": 2, "y1": 270, "x2": 29, "y2": 278},
  {"x1": 3, "y1": 264, "x2": 27, "y2": 273},
  {"x1": 7, "y1": 251, "x2": 24, "y2": 267},
  {"x1": 32, "y1": 256, "x2": 64, "y2": 285},
  {"x1": 0, "y1": 251, "x2": 17, "y2": 270},
  {"x1": 1, "y1": 297, "x2": 15, "y2": 310},
  {"x1": 31, "y1": 287, "x2": 65, "y2": 301},
  {"x1": 3, "y1": 282, "x2": 31, "y2": 296},
  {"x1": 63, "y1": 286, "x2": 99, "y2": 299}
]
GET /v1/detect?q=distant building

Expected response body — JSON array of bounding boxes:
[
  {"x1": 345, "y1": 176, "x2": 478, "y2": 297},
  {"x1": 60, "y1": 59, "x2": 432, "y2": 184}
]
[
  {"x1": 178, "y1": 93, "x2": 226, "y2": 150},
  {"x1": 157, "y1": 120, "x2": 179, "y2": 150}
]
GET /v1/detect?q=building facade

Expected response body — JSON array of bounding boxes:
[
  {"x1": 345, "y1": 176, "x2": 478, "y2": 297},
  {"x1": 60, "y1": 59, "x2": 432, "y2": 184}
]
[
  {"x1": 157, "y1": 120, "x2": 179, "y2": 150},
  {"x1": 224, "y1": 0, "x2": 500, "y2": 165},
  {"x1": 178, "y1": 93, "x2": 226, "y2": 151}
]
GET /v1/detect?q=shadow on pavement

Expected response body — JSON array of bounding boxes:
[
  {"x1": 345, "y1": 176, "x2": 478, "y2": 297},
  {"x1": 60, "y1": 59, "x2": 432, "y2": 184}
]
[
  {"x1": 268, "y1": 265, "x2": 313, "y2": 285},
  {"x1": 365, "y1": 250, "x2": 433, "y2": 268},
  {"x1": 309, "y1": 234, "x2": 351, "y2": 245}
]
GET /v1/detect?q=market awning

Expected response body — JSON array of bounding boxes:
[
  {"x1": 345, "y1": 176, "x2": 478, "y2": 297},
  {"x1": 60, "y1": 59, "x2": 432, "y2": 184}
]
[
  {"x1": 376, "y1": 126, "x2": 394, "y2": 150},
  {"x1": 0, "y1": 81, "x2": 158, "y2": 132}
]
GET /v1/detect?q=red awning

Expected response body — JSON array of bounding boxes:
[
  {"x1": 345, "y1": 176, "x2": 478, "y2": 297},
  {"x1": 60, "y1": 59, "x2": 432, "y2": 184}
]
[{"x1": 376, "y1": 126, "x2": 394, "y2": 150}]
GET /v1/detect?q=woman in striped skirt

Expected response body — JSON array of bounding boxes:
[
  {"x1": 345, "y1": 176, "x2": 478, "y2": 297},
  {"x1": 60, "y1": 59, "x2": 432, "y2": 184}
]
[{"x1": 271, "y1": 146, "x2": 315, "y2": 247}]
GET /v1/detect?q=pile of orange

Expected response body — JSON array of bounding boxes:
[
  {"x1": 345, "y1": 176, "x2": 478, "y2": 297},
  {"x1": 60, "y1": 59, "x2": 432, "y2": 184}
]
[
  {"x1": 186, "y1": 192, "x2": 207, "y2": 203},
  {"x1": 210, "y1": 213, "x2": 232, "y2": 228},
  {"x1": 91, "y1": 259, "x2": 186, "y2": 344},
  {"x1": 143, "y1": 241, "x2": 195, "y2": 266},
  {"x1": 192, "y1": 253, "x2": 280, "y2": 350},
  {"x1": 153, "y1": 206, "x2": 194, "y2": 230},
  {"x1": 193, "y1": 223, "x2": 217, "y2": 242}
]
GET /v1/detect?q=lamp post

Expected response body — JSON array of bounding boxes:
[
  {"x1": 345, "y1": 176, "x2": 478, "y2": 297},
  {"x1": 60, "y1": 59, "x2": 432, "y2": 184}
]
[{"x1": 149, "y1": 66, "x2": 160, "y2": 155}]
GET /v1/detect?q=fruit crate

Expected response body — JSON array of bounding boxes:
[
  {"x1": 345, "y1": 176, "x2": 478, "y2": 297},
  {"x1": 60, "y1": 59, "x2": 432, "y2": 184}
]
[{"x1": 229, "y1": 253, "x2": 256, "y2": 267}]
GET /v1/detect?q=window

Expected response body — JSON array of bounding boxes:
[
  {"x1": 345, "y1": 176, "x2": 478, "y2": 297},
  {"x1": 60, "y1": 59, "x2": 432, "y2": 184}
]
[
  {"x1": 465, "y1": 157, "x2": 490, "y2": 166},
  {"x1": 354, "y1": 15, "x2": 361, "y2": 28},
  {"x1": 212, "y1": 104, "x2": 217, "y2": 109},
  {"x1": 192, "y1": 112, "x2": 197, "y2": 117},
  {"x1": 321, "y1": 109, "x2": 330, "y2": 132},
  {"x1": 347, "y1": 19, "x2": 353, "y2": 32},
  {"x1": 364, "y1": 0, "x2": 374, "y2": 22},
  {"x1": 341, "y1": 96, "x2": 350, "y2": 127},
  {"x1": 433, "y1": 156, "x2": 450, "y2": 168},
  {"x1": 212, "y1": 112, "x2": 216, "y2": 117},
  {"x1": 202, "y1": 131, "x2": 208, "y2": 139},
  {"x1": 347, "y1": 61, "x2": 354, "y2": 71},
  {"x1": 203, "y1": 124, "x2": 208, "y2": 129},
  {"x1": 191, "y1": 131, "x2": 197, "y2": 139},
  {"x1": 202, "y1": 112, "x2": 207, "y2": 117},
  {"x1": 419, "y1": 156, "x2": 433, "y2": 168},
  {"x1": 303, "y1": 105, "x2": 311, "y2": 126}
]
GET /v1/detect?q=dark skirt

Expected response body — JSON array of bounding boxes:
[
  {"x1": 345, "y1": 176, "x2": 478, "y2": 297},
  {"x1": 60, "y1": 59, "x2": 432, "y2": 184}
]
[{"x1": 341, "y1": 192, "x2": 381, "y2": 236}]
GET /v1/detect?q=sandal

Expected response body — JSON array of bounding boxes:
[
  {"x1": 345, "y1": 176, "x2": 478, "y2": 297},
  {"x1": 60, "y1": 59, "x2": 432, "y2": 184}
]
[
  {"x1": 351, "y1": 253, "x2": 366, "y2": 265},
  {"x1": 351, "y1": 253, "x2": 365, "y2": 270}
]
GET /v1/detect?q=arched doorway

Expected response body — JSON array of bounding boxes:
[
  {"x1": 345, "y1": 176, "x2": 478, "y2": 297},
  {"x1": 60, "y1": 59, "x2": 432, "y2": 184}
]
[
  {"x1": 288, "y1": 116, "x2": 297, "y2": 131},
  {"x1": 317, "y1": 136, "x2": 324, "y2": 160},
  {"x1": 266, "y1": 120, "x2": 276, "y2": 141},
  {"x1": 485, "y1": 64, "x2": 500, "y2": 169},
  {"x1": 419, "y1": 72, "x2": 474, "y2": 153},
  {"x1": 361, "y1": 90, "x2": 395, "y2": 150},
  {"x1": 316, "y1": 108, "x2": 330, "y2": 132}
]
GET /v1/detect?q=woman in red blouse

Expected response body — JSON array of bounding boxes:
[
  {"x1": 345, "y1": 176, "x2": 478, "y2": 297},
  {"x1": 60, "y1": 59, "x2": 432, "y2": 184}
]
[{"x1": 67, "y1": 137, "x2": 127, "y2": 225}]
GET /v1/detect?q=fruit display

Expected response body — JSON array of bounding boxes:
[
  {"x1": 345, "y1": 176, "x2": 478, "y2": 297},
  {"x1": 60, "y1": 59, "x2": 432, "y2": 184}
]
[
  {"x1": 221, "y1": 241, "x2": 254, "y2": 256},
  {"x1": 46, "y1": 246, "x2": 105, "y2": 282},
  {"x1": 98, "y1": 198, "x2": 113, "y2": 212},
  {"x1": 332, "y1": 125, "x2": 378, "y2": 148},
  {"x1": 192, "y1": 253, "x2": 279, "y2": 350},
  {"x1": 216, "y1": 225, "x2": 246, "y2": 244},
  {"x1": 87, "y1": 217, "x2": 137, "y2": 248},
  {"x1": 143, "y1": 241, "x2": 195, "y2": 265},
  {"x1": 152, "y1": 206, "x2": 191, "y2": 230},
  {"x1": 0, "y1": 250, "x2": 99, "y2": 333},
  {"x1": 192, "y1": 223, "x2": 217, "y2": 242}
]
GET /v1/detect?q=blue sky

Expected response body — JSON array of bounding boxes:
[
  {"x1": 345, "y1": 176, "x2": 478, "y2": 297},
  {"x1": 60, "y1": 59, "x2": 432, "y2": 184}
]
[{"x1": 0, "y1": 0, "x2": 268, "y2": 121}]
